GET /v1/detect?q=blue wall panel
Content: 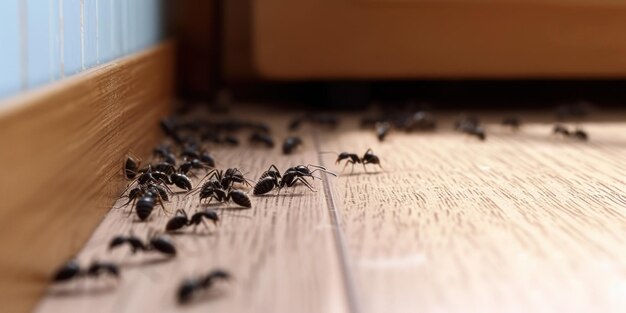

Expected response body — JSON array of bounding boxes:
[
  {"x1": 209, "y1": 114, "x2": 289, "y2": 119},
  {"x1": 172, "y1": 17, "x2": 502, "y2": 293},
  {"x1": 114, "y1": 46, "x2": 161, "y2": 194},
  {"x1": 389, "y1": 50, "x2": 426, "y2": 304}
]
[
  {"x1": 26, "y1": 0, "x2": 61, "y2": 88},
  {"x1": 83, "y1": 0, "x2": 98, "y2": 68},
  {"x1": 0, "y1": 0, "x2": 165, "y2": 100},
  {"x1": 0, "y1": 1, "x2": 23, "y2": 97},
  {"x1": 97, "y1": 0, "x2": 113, "y2": 64},
  {"x1": 62, "y1": 0, "x2": 82, "y2": 75}
]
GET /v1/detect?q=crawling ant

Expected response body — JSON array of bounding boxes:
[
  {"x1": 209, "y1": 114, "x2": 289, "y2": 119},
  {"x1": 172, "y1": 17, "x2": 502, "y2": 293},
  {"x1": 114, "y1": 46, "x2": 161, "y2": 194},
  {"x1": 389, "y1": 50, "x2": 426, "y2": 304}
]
[
  {"x1": 117, "y1": 183, "x2": 170, "y2": 210},
  {"x1": 288, "y1": 114, "x2": 339, "y2": 131},
  {"x1": 198, "y1": 185, "x2": 252, "y2": 208},
  {"x1": 376, "y1": 122, "x2": 391, "y2": 141},
  {"x1": 200, "y1": 168, "x2": 253, "y2": 190},
  {"x1": 253, "y1": 164, "x2": 334, "y2": 195},
  {"x1": 171, "y1": 173, "x2": 193, "y2": 191},
  {"x1": 178, "y1": 269, "x2": 231, "y2": 304},
  {"x1": 109, "y1": 233, "x2": 177, "y2": 257},
  {"x1": 200, "y1": 152, "x2": 216, "y2": 167},
  {"x1": 406, "y1": 111, "x2": 437, "y2": 131},
  {"x1": 455, "y1": 115, "x2": 486, "y2": 140},
  {"x1": 166, "y1": 209, "x2": 219, "y2": 232},
  {"x1": 160, "y1": 117, "x2": 183, "y2": 144},
  {"x1": 123, "y1": 154, "x2": 141, "y2": 179},
  {"x1": 249, "y1": 132, "x2": 274, "y2": 148},
  {"x1": 282, "y1": 136, "x2": 303, "y2": 154},
  {"x1": 553, "y1": 124, "x2": 588, "y2": 141},
  {"x1": 324, "y1": 149, "x2": 383, "y2": 173},
  {"x1": 53, "y1": 260, "x2": 120, "y2": 283},
  {"x1": 553, "y1": 124, "x2": 570, "y2": 136},
  {"x1": 501, "y1": 117, "x2": 521, "y2": 129},
  {"x1": 572, "y1": 129, "x2": 588, "y2": 141}
]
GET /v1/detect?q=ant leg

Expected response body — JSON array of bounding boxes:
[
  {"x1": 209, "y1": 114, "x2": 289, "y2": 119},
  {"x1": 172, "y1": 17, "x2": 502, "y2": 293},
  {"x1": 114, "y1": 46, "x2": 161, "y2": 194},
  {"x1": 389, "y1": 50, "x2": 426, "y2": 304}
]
[
  {"x1": 342, "y1": 161, "x2": 350, "y2": 173},
  {"x1": 292, "y1": 177, "x2": 316, "y2": 192},
  {"x1": 363, "y1": 163, "x2": 368, "y2": 173}
]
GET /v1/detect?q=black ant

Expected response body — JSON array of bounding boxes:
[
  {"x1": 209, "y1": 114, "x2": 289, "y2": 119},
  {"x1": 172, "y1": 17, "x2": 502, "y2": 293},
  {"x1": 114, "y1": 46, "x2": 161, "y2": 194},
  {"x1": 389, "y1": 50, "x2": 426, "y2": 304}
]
[
  {"x1": 249, "y1": 132, "x2": 274, "y2": 148},
  {"x1": 455, "y1": 115, "x2": 485, "y2": 140},
  {"x1": 108, "y1": 233, "x2": 177, "y2": 257},
  {"x1": 553, "y1": 124, "x2": 570, "y2": 136},
  {"x1": 324, "y1": 149, "x2": 383, "y2": 173},
  {"x1": 253, "y1": 164, "x2": 334, "y2": 195},
  {"x1": 170, "y1": 173, "x2": 193, "y2": 191},
  {"x1": 282, "y1": 136, "x2": 303, "y2": 154},
  {"x1": 160, "y1": 117, "x2": 183, "y2": 144},
  {"x1": 116, "y1": 183, "x2": 170, "y2": 210},
  {"x1": 53, "y1": 260, "x2": 120, "y2": 283},
  {"x1": 123, "y1": 154, "x2": 142, "y2": 179},
  {"x1": 501, "y1": 117, "x2": 521, "y2": 129},
  {"x1": 553, "y1": 124, "x2": 588, "y2": 141},
  {"x1": 200, "y1": 168, "x2": 253, "y2": 190},
  {"x1": 166, "y1": 209, "x2": 219, "y2": 232},
  {"x1": 178, "y1": 269, "x2": 231, "y2": 304},
  {"x1": 406, "y1": 111, "x2": 437, "y2": 131},
  {"x1": 376, "y1": 122, "x2": 391, "y2": 141},
  {"x1": 198, "y1": 184, "x2": 252, "y2": 208}
]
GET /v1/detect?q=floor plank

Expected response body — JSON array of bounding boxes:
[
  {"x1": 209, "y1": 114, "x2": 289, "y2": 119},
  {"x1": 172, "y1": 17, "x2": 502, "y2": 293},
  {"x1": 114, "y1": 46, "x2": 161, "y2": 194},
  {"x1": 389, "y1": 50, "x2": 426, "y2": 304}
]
[
  {"x1": 317, "y1": 114, "x2": 626, "y2": 313},
  {"x1": 36, "y1": 110, "x2": 626, "y2": 313},
  {"x1": 34, "y1": 111, "x2": 349, "y2": 313}
]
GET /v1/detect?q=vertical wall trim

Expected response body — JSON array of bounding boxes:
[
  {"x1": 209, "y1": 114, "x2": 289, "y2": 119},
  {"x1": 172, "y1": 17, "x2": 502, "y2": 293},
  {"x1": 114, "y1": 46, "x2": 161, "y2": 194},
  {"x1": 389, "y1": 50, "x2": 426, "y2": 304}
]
[
  {"x1": 59, "y1": 0, "x2": 65, "y2": 77},
  {"x1": 80, "y1": 0, "x2": 85, "y2": 70},
  {"x1": 95, "y1": 0, "x2": 99, "y2": 64},
  {"x1": 19, "y1": 0, "x2": 28, "y2": 90}
]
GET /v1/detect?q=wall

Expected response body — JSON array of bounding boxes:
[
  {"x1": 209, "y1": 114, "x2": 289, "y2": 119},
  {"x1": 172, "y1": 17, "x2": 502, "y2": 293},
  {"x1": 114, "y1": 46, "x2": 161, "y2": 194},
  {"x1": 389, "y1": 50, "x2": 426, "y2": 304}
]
[{"x1": 0, "y1": 0, "x2": 166, "y2": 100}]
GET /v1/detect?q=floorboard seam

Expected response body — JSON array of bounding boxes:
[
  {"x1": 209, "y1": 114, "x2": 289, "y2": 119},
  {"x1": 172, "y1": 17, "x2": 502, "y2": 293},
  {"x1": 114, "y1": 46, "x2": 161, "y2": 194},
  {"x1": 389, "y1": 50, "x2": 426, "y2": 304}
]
[{"x1": 314, "y1": 132, "x2": 362, "y2": 313}]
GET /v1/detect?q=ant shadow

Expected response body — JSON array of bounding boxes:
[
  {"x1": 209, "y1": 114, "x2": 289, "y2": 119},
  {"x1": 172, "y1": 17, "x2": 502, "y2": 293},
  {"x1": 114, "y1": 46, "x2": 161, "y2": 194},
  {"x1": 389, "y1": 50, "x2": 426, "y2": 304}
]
[
  {"x1": 180, "y1": 289, "x2": 228, "y2": 306},
  {"x1": 253, "y1": 192, "x2": 306, "y2": 198},
  {"x1": 46, "y1": 284, "x2": 117, "y2": 298},
  {"x1": 117, "y1": 256, "x2": 174, "y2": 269},
  {"x1": 168, "y1": 230, "x2": 215, "y2": 238},
  {"x1": 339, "y1": 171, "x2": 383, "y2": 177}
]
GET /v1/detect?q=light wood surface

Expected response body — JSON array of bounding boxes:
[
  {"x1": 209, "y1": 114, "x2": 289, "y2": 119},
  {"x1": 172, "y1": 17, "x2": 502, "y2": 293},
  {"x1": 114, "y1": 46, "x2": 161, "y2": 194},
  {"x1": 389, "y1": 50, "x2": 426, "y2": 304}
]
[
  {"x1": 0, "y1": 42, "x2": 174, "y2": 313},
  {"x1": 35, "y1": 110, "x2": 626, "y2": 313}
]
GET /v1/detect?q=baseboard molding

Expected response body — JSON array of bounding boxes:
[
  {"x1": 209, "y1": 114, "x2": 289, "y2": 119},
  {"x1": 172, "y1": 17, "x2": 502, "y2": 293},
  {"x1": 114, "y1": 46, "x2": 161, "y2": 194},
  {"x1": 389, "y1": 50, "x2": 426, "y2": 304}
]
[{"x1": 0, "y1": 41, "x2": 174, "y2": 313}]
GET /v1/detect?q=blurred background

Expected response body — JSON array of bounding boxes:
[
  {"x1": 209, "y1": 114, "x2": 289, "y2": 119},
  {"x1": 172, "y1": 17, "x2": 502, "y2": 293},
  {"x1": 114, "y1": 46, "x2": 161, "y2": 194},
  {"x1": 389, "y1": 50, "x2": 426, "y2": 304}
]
[{"x1": 4, "y1": 1, "x2": 626, "y2": 108}]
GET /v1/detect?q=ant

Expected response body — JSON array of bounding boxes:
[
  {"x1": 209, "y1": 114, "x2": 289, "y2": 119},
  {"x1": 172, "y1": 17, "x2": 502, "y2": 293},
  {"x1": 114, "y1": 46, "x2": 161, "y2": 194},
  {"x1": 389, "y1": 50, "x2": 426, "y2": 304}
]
[
  {"x1": 324, "y1": 148, "x2": 383, "y2": 173},
  {"x1": 501, "y1": 117, "x2": 521, "y2": 129},
  {"x1": 178, "y1": 269, "x2": 231, "y2": 304},
  {"x1": 249, "y1": 132, "x2": 274, "y2": 148},
  {"x1": 253, "y1": 164, "x2": 334, "y2": 195},
  {"x1": 406, "y1": 111, "x2": 437, "y2": 132},
  {"x1": 170, "y1": 172, "x2": 193, "y2": 191},
  {"x1": 200, "y1": 168, "x2": 253, "y2": 190},
  {"x1": 123, "y1": 154, "x2": 141, "y2": 179},
  {"x1": 116, "y1": 183, "x2": 170, "y2": 210},
  {"x1": 198, "y1": 184, "x2": 252, "y2": 208},
  {"x1": 455, "y1": 115, "x2": 486, "y2": 140},
  {"x1": 553, "y1": 124, "x2": 570, "y2": 136},
  {"x1": 153, "y1": 144, "x2": 177, "y2": 166},
  {"x1": 553, "y1": 124, "x2": 588, "y2": 141},
  {"x1": 53, "y1": 260, "x2": 120, "y2": 283},
  {"x1": 376, "y1": 122, "x2": 391, "y2": 141},
  {"x1": 282, "y1": 136, "x2": 303, "y2": 154},
  {"x1": 166, "y1": 209, "x2": 219, "y2": 232},
  {"x1": 108, "y1": 232, "x2": 177, "y2": 257}
]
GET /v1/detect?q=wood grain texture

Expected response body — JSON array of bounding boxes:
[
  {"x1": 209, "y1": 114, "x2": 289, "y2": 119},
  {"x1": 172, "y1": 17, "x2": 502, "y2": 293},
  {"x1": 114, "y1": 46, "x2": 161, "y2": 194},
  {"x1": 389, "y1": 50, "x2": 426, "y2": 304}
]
[
  {"x1": 254, "y1": 0, "x2": 626, "y2": 78},
  {"x1": 0, "y1": 41, "x2": 174, "y2": 313},
  {"x1": 317, "y1": 114, "x2": 626, "y2": 313},
  {"x1": 34, "y1": 110, "x2": 350, "y2": 313},
  {"x1": 35, "y1": 110, "x2": 626, "y2": 313}
]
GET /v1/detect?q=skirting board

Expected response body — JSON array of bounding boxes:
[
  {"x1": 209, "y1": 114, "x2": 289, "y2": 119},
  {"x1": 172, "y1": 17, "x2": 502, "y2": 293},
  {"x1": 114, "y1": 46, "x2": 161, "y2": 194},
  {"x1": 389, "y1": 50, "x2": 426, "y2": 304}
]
[{"x1": 0, "y1": 41, "x2": 174, "y2": 313}]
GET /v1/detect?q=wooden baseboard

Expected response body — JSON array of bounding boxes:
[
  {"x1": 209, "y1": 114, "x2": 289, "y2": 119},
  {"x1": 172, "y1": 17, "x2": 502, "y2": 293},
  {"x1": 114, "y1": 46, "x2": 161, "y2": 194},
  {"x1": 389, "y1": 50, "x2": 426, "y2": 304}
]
[{"x1": 0, "y1": 41, "x2": 174, "y2": 313}]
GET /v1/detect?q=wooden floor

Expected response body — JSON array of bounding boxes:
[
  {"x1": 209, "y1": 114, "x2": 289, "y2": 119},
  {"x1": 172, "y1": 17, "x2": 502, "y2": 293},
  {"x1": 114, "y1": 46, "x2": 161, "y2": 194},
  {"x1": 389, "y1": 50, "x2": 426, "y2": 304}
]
[{"x1": 35, "y1": 109, "x2": 626, "y2": 313}]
